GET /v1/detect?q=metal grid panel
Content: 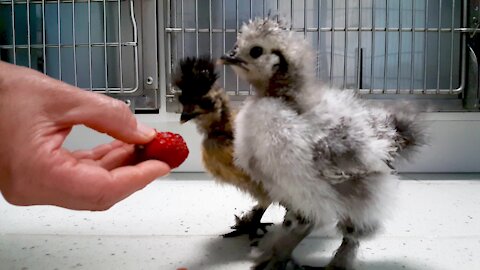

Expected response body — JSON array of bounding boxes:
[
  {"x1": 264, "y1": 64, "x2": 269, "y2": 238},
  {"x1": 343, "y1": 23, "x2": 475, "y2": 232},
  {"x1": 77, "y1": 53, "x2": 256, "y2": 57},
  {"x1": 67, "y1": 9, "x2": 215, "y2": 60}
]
[
  {"x1": 165, "y1": 0, "x2": 468, "y2": 97},
  {"x1": 0, "y1": 0, "x2": 139, "y2": 93}
]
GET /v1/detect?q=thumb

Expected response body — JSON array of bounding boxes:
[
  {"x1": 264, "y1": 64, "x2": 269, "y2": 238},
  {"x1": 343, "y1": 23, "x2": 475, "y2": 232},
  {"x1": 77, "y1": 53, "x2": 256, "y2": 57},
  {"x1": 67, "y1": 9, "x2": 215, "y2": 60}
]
[{"x1": 55, "y1": 88, "x2": 156, "y2": 144}]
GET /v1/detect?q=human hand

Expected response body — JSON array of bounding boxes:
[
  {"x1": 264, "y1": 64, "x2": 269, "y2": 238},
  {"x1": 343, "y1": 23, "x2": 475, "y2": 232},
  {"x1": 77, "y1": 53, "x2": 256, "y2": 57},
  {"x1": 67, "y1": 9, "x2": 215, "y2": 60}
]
[{"x1": 0, "y1": 61, "x2": 170, "y2": 210}]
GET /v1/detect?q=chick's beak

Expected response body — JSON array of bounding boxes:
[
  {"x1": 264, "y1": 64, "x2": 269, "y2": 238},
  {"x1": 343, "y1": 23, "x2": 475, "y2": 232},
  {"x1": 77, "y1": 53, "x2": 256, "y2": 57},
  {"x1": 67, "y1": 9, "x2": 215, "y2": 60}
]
[
  {"x1": 180, "y1": 111, "x2": 199, "y2": 124},
  {"x1": 219, "y1": 49, "x2": 245, "y2": 66},
  {"x1": 179, "y1": 103, "x2": 200, "y2": 124}
]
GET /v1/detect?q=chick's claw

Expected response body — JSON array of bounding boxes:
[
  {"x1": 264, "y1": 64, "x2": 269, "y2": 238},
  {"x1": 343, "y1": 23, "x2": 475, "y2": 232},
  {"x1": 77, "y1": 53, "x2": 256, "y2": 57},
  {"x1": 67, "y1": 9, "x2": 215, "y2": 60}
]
[
  {"x1": 222, "y1": 215, "x2": 273, "y2": 239},
  {"x1": 223, "y1": 206, "x2": 272, "y2": 239}
]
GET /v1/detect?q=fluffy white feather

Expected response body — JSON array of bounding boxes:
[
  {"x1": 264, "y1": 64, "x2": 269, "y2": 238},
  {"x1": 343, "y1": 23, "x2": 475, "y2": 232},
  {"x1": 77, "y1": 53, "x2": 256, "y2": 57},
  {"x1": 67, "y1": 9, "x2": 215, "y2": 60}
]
[{"x1": 221, "y1": 17, "x2": 426, "y2": 270}]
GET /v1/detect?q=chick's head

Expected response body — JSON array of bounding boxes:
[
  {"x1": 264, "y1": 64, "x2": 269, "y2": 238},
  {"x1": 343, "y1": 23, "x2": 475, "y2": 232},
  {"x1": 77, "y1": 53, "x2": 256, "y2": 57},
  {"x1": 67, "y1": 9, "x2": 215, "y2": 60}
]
[
  {"x1": 220, "y1": 17, "x2": 314, "y2": 94},
  {"x1": 173, "y1": 57, "x2": 219, "y2": 123}
]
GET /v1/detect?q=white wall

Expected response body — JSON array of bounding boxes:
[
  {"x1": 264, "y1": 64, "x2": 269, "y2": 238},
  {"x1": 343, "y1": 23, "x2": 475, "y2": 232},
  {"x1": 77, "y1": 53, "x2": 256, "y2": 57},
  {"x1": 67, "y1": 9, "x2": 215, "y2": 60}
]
[{"x1": 64, "y1": 112, "x2": 480, "y2": 173}]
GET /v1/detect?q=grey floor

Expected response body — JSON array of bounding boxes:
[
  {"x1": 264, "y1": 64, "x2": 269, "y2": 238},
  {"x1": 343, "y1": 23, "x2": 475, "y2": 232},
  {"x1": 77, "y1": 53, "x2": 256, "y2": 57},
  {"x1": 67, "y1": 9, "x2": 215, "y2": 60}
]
[{"x1": 1, "y1": 173, "x2": 480, "y2": 270}]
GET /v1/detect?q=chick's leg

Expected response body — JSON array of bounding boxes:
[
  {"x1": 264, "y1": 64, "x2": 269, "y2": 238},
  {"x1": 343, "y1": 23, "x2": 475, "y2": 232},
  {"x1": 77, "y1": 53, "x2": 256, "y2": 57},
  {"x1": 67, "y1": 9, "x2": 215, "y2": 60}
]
[
  {"x1": 253, "y1": 211, "x2": 314, "y2": 270},
  {"x1": 326, "y1": 219, "x2": 379, "y2": 270},
  {"x1": 223, "y1": 204, "x2": 272, "y2": 239}
]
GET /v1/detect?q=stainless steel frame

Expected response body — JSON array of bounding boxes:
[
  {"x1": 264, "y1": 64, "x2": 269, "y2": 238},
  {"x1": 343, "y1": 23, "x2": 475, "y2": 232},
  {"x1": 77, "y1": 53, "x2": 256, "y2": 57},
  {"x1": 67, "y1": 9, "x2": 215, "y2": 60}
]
[
  {"x1": 163, "y1": 0, "x2": 477, "y2": 112},
  {"x1": 1, "y1": 0, "x2": 478, "y2": 112},
  {"x1": 0, "y1": 0, "x2": 159, "y2": 111}
]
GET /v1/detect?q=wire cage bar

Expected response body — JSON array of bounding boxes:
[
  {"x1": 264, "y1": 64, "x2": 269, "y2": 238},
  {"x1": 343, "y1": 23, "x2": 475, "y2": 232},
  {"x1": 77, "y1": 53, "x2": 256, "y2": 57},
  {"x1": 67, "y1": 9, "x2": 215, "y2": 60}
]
[
  {"x1": 0, "y1": 0, "x2": 139, "y2": 94},
  {"x1": 165, "y1": 0, "x2": 468, "y2": 98}
]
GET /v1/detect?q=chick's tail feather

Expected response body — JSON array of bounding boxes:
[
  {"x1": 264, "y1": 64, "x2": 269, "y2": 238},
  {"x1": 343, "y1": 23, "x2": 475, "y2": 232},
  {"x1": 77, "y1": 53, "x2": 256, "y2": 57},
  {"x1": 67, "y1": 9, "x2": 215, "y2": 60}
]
[{"x1": 388, "y1": 102, "x2": 428, "y2": 159}]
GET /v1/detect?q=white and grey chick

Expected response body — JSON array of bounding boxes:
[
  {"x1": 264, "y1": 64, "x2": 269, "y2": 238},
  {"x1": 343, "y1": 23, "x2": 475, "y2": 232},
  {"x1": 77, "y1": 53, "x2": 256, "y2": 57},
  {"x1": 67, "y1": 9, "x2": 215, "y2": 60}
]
[{"x1": 220, "y1": 18, "x2": 426, "y2": 270}]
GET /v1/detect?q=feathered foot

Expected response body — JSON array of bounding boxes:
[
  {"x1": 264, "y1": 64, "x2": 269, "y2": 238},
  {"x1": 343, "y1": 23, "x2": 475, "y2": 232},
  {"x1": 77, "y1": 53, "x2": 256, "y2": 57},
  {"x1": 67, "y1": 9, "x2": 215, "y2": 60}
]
[
  {"x1": 324, "y1": 236, "x2": 359, "y2": 270},
  {"x1": 223, "y1": 205, "x2": 272, "y2": 240},
  {"x1": 325, "y1": 219, "x2": 379, "y2": 270},
  {"x1": 252, "y1": 211, "x2": 314, "y2": 270}
]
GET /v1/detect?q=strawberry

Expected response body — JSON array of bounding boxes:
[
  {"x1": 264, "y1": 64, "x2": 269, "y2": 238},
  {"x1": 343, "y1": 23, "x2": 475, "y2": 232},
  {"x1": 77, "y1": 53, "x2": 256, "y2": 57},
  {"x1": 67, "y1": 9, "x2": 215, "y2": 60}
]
[{"x1": 136, "y1": 131, "x2": 189, "y2": 168}]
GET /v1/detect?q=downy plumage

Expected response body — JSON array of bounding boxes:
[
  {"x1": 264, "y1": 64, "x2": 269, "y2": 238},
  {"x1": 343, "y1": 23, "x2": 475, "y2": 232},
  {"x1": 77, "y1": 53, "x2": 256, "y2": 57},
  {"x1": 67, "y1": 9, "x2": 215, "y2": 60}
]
[
  {"x1": 174, "y1": 57, "x2": 273, "y2": 239},
  {"x1": 220, "y1": 18, "x2": 426, "y2": 270}
]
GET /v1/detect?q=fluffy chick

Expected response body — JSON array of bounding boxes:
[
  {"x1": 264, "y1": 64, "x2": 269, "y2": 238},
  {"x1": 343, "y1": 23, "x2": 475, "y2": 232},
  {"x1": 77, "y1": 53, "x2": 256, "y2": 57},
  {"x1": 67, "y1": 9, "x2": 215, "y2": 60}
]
[
  {"x1": 221, "y1": 18, "x2": 426, "y2": 270},
  {"x1": 173, "y1": 56, "x2": 273, "y2": 239}
]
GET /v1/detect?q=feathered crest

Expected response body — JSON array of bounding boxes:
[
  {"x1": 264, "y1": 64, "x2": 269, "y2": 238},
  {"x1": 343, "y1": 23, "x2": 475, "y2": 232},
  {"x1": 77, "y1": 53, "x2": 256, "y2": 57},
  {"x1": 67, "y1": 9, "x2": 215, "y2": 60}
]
[
  {"x1": 173, "y1": 56, "x2": 218, "y2": 97},
  {"x1": 240, "y1": 15, "x2": 289, "y2": 38},
  {"x1": 234, "y1": 15, "x2": 316, "y2": 85}
]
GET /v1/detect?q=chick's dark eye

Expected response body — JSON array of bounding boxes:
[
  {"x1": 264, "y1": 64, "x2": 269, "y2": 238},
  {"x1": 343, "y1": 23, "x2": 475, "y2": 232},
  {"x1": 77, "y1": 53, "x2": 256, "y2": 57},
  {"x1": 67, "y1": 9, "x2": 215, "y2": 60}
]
[
  {"x1": 249, "y1": 46, "x2": 263, "y2": 59},
  {"x1": 199, "y1": 98, "x2": 215, "y2": 110}
]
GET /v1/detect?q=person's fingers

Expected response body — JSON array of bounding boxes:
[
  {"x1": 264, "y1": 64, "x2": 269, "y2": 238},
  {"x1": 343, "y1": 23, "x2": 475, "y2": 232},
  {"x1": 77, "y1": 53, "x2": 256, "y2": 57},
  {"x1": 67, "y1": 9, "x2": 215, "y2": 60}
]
[
  {"x1": 47, "y1": 159, "x2": 168, "y2": 211},
  {"x1": 96, "y1": 144, "x2": 136, "y2": 170},
  {"x1": 99, "y1": 160, "x2": 170, "y2": 207},
  {"x1": 71, "y1": 140, "x2": 125, "y2": 160},
  {"x1": 74, "y1": 143, "x2": 137, "y2": 170},
  {"x1": 78, "y1": 159, "x2": 98, "y2": 166},
  {"x1": 53, "y1": 87, "x2": 156, "y2": 144},
  {"x1": 3, "y1": 64, "x2": 156, "y2": 145}
]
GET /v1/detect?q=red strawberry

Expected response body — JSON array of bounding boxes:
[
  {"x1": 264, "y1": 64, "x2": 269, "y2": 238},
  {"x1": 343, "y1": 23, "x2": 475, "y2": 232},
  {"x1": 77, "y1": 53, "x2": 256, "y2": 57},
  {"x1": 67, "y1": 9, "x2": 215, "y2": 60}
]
[{"x1": 136, "y1": 131, "x2": 189, "y2": 168}]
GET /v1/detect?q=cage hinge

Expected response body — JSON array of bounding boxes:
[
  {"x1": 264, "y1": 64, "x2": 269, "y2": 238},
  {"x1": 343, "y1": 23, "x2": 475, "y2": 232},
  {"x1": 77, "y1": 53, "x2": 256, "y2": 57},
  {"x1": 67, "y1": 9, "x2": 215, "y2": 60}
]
[
  {"x1": 470, "y1": 22, "x2": 480, "y2": 39},
  {"x1": 471, "y1": 0, "x2": 480, "y2": 38},
  {"x1": 166, "y1": 86, "x2": 181, "y2": 102}
]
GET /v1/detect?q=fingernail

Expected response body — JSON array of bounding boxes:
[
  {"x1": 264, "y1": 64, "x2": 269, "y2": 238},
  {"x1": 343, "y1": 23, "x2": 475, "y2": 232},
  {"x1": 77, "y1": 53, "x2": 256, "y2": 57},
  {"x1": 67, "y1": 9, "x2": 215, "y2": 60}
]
[{"x1": 137, "y1": 122, "x2": 155, "y2": 138}]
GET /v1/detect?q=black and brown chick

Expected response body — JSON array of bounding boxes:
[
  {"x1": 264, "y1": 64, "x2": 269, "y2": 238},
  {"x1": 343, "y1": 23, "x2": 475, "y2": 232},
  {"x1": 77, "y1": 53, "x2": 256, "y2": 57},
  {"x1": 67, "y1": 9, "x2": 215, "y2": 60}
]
[{"x1": 173, "y1": 56, "x2": 272, "y2": 239}]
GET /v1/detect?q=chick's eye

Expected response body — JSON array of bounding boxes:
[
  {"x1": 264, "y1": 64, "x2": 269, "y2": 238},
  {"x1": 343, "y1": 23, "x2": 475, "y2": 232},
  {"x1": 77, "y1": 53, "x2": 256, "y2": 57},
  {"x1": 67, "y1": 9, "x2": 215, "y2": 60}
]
[
  {"x1": 249, "y1": 46, "x2": 263, "y2": 59},
  {"x1": 199, "y1": 98, "x2": 215, "y2": 110}
]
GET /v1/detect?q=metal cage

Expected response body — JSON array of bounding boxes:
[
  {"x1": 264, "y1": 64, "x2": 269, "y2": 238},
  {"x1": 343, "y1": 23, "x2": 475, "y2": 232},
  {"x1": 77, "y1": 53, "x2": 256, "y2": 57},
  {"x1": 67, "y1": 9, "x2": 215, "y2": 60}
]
[
  {"x1": 1, "y1": 0, "x2": 478, "y2": 112},
  {"x1": 164, "y1": 0, "x2": 479, "y2": 112},
  {"x1": 0, "y1": 0, "x2": 159, "y2": 111}
]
